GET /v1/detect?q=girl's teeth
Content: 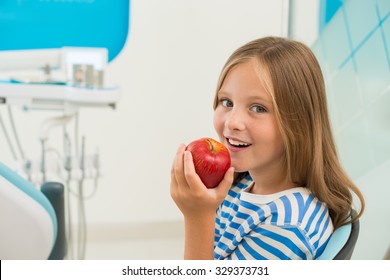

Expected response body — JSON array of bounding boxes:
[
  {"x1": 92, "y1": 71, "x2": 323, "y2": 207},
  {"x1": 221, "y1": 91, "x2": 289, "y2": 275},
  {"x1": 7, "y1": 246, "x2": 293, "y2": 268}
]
[{"x1": 228, "y1": 139, "x2": 250, "y2": 147}]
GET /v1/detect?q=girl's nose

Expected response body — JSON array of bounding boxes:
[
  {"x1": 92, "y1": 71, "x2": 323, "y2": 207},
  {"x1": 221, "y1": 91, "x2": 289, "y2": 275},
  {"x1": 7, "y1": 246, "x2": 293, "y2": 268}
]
[{"x1": 225, "y1": 109, "x2": 246, "y2": 131}]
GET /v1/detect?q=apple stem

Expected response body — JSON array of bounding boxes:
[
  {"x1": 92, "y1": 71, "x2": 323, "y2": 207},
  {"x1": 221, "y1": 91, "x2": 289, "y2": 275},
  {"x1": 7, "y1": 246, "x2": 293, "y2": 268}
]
[{"x1": 206, "y1": 138, "x2": 214, "y2": 153}]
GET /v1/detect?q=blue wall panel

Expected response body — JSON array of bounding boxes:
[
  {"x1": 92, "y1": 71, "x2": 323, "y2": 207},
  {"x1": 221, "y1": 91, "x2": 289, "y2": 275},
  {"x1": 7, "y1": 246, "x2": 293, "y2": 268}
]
[{"x1": 0, "y1": 0, "x2": 130, "y2": 62}]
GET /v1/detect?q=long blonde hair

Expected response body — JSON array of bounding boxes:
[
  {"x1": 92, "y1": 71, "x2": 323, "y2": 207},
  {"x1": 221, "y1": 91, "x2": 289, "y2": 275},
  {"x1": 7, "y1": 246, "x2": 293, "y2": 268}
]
[{"x1": 213, "y1": 36, "x2": 364, "y2": 229}]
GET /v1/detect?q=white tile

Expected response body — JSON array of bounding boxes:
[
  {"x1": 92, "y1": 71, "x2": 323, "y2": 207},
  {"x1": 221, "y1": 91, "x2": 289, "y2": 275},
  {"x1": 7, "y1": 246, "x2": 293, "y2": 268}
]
[
  {"x1": 377, "y1": 0, "x2": 390, "y2": 18},
  {"x1": 355, "y1": 29, "x2": 389, "y2": 103},
  {"x1": 332, "y1": 61, "x2": 363, "y2": 129},
  {"x1": 337, "y1": 114, "x2": 375, "y2": 179},
  {"x1": 365, "y1": 87, "x2": 390, "y2": 166},
  {"x1": 321, "y1": 9, "x2": 352, "y2": 73},
  {"x1": 344, "y1": 0, "x2": 378, "y2": 48}
]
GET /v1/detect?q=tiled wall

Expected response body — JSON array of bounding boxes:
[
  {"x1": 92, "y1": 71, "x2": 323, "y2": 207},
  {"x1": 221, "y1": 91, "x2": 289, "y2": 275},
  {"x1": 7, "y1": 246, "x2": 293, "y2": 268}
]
[{"x1": 312, "y1": 0, "x2": 390, "y2": 259}]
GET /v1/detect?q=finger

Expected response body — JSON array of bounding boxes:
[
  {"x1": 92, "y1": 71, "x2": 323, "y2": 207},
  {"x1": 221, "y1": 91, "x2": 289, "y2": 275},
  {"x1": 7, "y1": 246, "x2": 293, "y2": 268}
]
[
  {"x1": 216, "y1": 167, "x2": 235, "y2": 195},
  {"x1": 172, "y1": 143, "x2": 188, "y2": 187},
  {"x1": 171, "y1": 144, "x2": 184, "y2": 178},
  {"x1": 171, "y1": 145, "x2": 183, "y2": 179},
  {"x1": 170, "y1": 164, "x2": 178, "y2": 198},
  {"x1": 183, "y1": 150, "x2": 205, "y2": 191},
  {"x1": 170, "y1": 144, "x2": 188, "y2": 201}
]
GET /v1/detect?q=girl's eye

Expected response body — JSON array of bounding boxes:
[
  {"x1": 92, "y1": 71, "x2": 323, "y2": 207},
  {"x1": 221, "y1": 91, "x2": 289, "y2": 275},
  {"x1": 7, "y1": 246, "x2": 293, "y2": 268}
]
[
  {"x1": 221, "y1": 99, "x2": 233, "y2": 107},
  {"x1": 250, "y1": 105, "x2": 267, "y2": 113}
]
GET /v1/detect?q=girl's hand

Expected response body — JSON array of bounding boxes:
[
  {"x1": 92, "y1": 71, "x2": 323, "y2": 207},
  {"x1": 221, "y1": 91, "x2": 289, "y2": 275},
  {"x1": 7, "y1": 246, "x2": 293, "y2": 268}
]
[
  {"x1": 170, "y1": 143, "x2": 234, "y2": 259},
  {"x1": 170, "y1": 143, "x2": 235, "y2": 219}
]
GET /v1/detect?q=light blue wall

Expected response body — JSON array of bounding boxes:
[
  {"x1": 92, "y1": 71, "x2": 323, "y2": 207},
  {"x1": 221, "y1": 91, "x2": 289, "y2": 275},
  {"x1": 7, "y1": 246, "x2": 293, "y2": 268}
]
[{"x1": 312, "y1": 0, "x2": 390, "y2": 259}]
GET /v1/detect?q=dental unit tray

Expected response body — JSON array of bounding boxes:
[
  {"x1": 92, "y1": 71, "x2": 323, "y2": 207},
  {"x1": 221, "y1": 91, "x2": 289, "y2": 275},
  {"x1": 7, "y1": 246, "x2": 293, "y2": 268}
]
[
  {"x1": 0, "y1": 0, "x2": 130, "y2": 113},
  {"x1": 0, "y1": 79, "x2": 120, "y2": 113},
  {"x1": 0, "y1": 47, "x2": 120, "y2": 113}
]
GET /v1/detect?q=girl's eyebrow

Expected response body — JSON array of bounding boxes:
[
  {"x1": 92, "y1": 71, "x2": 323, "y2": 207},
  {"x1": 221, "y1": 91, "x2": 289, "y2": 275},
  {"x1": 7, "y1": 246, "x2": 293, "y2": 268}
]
[
  {"x1": 247, "y1": 95, "x2": 272, "y2": 105},
  {"x1": 218, "y1": 91, "x2": 272, "y2": 105},
  {"x1": 217, "y1": 91, "x2": 230, "y2": 97}
]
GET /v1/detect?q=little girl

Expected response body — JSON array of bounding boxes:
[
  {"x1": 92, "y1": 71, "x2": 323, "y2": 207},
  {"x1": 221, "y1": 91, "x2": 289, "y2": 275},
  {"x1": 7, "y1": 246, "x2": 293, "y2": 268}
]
[{"x1": 170, "y1": 36, "x2": 365, "y2": 260}]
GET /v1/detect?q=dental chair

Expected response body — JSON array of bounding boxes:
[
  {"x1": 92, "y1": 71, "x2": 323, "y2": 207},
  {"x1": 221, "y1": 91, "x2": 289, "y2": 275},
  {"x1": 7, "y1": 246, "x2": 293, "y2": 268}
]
[
  {"x1": 317, "y1": 209, "x2": 360, "y2": 260},
  {"x1": 0, "y1": 0, "x2": 129, "y2": 260},
  {"x1": 0, "y1": 162, "x2": 66, "y2": 259}
]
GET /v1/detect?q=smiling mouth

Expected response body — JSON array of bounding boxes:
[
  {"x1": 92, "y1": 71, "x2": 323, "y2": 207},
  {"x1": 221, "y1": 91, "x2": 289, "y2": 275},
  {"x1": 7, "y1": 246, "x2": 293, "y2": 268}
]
[{"x1": 226, "y1": 138, "x2": 251, "y2": 148}]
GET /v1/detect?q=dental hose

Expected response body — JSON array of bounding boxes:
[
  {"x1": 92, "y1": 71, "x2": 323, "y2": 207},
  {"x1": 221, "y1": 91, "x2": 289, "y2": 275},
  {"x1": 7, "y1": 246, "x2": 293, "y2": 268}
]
[{"x1": 78, "y1": 136, "x2": 87, "y2": 259}]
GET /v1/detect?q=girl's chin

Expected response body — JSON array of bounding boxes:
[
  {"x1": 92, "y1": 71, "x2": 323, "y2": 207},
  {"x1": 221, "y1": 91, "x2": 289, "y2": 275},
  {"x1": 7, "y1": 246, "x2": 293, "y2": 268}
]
[{"x1": 231, "y1": 164, "x2": 248, "y2": 174}]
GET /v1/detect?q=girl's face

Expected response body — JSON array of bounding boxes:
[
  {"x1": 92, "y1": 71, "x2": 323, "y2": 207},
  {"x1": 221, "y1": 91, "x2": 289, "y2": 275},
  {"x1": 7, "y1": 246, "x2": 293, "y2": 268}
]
[{"x1": 213, "y1": 59, "x2": 285, "y2": 178}]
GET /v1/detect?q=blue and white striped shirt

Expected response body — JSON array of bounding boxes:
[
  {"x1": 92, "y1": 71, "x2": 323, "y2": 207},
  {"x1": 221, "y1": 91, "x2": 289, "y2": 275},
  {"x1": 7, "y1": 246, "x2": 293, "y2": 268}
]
[{"x1": 214, "y1": 174, "x2": 333, "y2": 260}]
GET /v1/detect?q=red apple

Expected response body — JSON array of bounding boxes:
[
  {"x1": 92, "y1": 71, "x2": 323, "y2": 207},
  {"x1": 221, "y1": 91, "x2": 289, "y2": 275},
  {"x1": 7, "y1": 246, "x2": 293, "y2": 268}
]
[{"x1": 186, "y1": 137, "x2": 231, "y2": 188}]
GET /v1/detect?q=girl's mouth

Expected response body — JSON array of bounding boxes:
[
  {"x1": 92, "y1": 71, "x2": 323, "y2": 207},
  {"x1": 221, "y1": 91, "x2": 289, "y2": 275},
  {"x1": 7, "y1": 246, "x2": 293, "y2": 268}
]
[{"x1": 226, "y1": 138, "x2": 251, "y2": 152}]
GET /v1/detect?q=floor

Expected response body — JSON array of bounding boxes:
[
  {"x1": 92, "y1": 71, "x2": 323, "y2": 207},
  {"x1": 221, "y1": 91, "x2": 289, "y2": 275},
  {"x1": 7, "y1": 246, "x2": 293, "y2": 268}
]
[
  {"x1": 66, "y1": 220, "x2": 185, "y2": 260},
  {"x1": 85, "y1": 238, "x2": 184, "y2": 259}
]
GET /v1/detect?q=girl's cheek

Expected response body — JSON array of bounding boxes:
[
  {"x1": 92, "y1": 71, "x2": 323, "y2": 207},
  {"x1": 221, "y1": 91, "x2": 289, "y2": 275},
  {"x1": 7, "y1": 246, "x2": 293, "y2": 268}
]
[{"x1": 213, "y1": 111, "x2": 225, "y2": 132}]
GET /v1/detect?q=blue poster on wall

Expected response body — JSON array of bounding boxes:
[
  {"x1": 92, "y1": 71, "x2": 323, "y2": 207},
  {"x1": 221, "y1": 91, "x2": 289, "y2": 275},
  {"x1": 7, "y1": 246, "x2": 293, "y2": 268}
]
[{"x1": 0, "y1": 0, "x2": 130, "y2": 62}]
